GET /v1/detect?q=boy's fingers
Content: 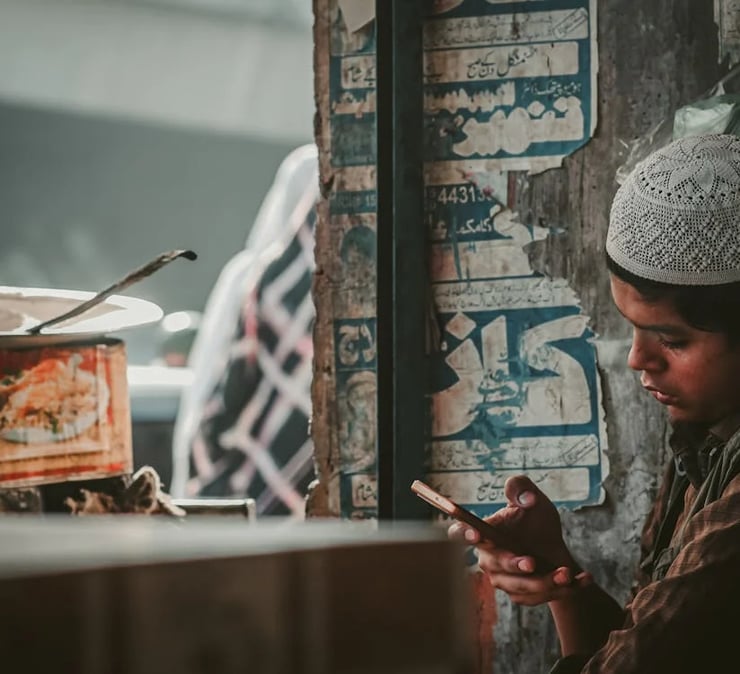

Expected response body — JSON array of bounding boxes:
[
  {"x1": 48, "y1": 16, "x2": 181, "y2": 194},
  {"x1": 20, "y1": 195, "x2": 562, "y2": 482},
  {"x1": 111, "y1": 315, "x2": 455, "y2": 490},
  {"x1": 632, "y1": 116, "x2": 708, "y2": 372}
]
[
  {"x1": 477, "y1": 549, "x2": 521, "y2": 574},
  {"x1": 483, "y1": 554, "x2": 536, "y2": 574},
  {"x1": 503, "y1": 475, "x2": 539, "y2": 509},
  {"x1": 552, "y1": 566, "x2": 573, "y2": 586},
  {"x1": 547, "y1": 573, "x2": 594, "y2": 602},
  {"x1": 447, "y1": 521, "x2": 465, "y2": 539},
  {"x1": 551, "y1": 567, "x2": 592, "y2": 589},
  {"x1": 515, "y1": 556, "x2": 536, "y2": 573},
  {"x1": 447, "y1": 521, "x2": 480, "y2": 544},
  {"x1": 575, "y1": 571, "x2": 593, "y2": 587},
  {"x1": 487, "y1": 571, "x2": 551, "y2": 596},
  {"x1": 489, "y1": 568, "x2": 586, "y2": 604},
  {"x1": 464, "y1": 527, "x2": 480, "y2": 543}
]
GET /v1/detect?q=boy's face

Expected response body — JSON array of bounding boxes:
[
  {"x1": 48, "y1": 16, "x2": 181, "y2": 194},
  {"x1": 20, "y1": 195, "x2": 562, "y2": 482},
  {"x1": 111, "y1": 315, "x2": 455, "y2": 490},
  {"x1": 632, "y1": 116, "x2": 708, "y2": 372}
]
[{"x1": 610, "y1": 275, "x2": 740, "y2": 425}]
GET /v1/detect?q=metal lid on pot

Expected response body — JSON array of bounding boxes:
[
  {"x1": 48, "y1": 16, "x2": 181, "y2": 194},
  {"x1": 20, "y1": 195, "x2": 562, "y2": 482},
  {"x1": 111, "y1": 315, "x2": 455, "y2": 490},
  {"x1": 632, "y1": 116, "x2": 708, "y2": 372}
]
[{"x1": 0, "y1": 285, "x2": 163, "y2": 347}]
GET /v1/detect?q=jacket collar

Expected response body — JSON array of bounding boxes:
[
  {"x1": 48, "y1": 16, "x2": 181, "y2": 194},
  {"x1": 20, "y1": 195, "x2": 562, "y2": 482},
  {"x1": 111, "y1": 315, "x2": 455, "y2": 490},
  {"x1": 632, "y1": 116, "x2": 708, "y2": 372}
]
[{"x1": 669, "y1": 421, "x2": 728, "y2": 488}]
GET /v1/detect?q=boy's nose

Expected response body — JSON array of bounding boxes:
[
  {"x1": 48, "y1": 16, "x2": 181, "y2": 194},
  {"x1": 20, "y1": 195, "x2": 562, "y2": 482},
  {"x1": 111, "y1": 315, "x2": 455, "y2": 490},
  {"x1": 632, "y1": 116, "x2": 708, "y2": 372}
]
[{"x1": 627, "y1": 332, "x2": 663, "y2": 372}]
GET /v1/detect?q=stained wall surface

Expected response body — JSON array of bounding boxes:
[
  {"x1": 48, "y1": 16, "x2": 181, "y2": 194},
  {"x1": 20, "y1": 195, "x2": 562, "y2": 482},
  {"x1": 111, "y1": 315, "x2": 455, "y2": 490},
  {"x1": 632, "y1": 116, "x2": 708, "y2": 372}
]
[{"x1": 310, "y1": 1, "x2": 723, "y2": 671}]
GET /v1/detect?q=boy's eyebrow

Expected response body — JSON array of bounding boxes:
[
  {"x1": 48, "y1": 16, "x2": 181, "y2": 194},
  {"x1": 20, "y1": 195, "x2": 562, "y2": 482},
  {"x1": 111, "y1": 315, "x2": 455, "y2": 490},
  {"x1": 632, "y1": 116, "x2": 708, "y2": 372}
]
[
  {"x1": 632, "y1": 323, "x2": 687, "y2": 335},
  {"x1": 614, "y1": 307, "x2": 687, "y2": 334}
]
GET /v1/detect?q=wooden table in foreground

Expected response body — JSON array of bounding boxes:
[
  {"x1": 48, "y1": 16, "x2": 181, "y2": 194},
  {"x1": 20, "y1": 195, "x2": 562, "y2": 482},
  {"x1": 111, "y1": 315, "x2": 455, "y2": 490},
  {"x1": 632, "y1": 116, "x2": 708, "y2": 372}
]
[{"x1": 0, "y1": 517, "x2": 474, "y2": 674}]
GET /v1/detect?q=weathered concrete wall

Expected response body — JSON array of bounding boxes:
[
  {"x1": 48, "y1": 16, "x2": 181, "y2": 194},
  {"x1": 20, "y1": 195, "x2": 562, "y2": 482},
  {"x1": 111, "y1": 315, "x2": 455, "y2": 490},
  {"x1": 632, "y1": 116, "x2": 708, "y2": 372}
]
[
  {"x1": 310, "y1": 0, "x2": 723, "y2": 672},
  {"x1": 501, "y1": 3, "x2": 721, "y2": 668}
]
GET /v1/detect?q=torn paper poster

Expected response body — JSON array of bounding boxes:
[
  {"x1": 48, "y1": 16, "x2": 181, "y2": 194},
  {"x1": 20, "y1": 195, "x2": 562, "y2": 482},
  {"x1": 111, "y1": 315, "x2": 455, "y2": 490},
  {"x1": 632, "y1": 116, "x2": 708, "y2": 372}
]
[
  {"x1": 423, "y1": 168, "x2": 607, "y2": 511},
  {"x1": 321, "y1": 0, "x2": 379, "y2": 518},
  {"x1": 427, "y1": 207, "x2": 608, "y2": 513},
  {"x1": 335, "y1": 0, "x2": 474, "y2": 36},
  {"x1": 329, "y1": 0, "x2": 598, "y2": 175},
  {"x1": 715, "y1": 0, "x2": 740, "y2": 67},
  {"x1": 424, "y1": 0, "x2": 598, "y2": 174},
  {"x1": 420, "y1": 1, "x2": 606, "y2": 515},
  {"x1": 321, "y1": 0, "x2": 606, "y2": 519},
  {"x1": 337, "y1": 0, "x2": 374, "y2": 34},
  {"x1": 334, "y1": 317, "x2": 378, "y2": 518}
]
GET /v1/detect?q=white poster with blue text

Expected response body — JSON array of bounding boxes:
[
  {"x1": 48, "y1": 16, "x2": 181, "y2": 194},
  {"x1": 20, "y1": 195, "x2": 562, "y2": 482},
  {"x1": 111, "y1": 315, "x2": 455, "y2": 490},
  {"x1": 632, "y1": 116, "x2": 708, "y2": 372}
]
[
  {"x1": 423, "y1": 0, "x2": 606, "y2": 516},
  {"x1": 326, "y1": 0, "x2": 605, "y2": 519},
  {"x1": 423, "y1": 0, "x2": 598, "y2": 175}
]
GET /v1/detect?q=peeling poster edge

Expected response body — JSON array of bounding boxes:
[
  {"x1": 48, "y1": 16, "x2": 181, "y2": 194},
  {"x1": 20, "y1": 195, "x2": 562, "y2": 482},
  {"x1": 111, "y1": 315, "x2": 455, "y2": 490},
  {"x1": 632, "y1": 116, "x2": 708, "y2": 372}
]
[
  {"x1": 423, "y1": 0, "x2": 599, "y2": 176},
  {"x1": 323, "y1": 0, "x2": 606, "y2": 518},
  {"x1": 715, "y1": 0, "x2": 740, "y2": 68},
  {"x1": 426, "y1": 205, "x2": 610, "y2": 514}
]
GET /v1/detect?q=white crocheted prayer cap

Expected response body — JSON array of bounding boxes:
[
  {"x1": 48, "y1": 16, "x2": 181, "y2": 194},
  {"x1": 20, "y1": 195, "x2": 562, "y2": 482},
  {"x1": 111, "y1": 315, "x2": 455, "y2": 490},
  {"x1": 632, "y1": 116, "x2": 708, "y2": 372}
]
[{"x1": 607, "y1": 133, "x2": 740, "y2": 285}]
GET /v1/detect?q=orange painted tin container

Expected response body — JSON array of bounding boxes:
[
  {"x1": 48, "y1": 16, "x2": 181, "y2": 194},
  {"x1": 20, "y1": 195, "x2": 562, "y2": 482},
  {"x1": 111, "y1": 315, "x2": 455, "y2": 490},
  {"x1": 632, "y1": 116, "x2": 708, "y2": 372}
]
[
  {"x1": 0, "y1": 285, "x2": 163, "y2": 489},
  {"x1": 0, "y1": 338, "x2": 133, "y2": 488}
]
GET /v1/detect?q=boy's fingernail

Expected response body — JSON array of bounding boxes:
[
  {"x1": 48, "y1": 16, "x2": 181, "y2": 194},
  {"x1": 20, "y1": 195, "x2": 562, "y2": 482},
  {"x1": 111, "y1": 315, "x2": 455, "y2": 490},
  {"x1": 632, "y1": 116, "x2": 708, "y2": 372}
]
[
  {"x1": 464, "y1": 528, "x2": 477, "y2": 542},
  {"x1": 516, "y1": 558, "x2": 533, "y2": 572},
  {"x1": 517, "y1": 491, "x2": 534, "y2": 506},
  {"x1": 554, "y1": 568, "x2": 571, "y2": 585}
]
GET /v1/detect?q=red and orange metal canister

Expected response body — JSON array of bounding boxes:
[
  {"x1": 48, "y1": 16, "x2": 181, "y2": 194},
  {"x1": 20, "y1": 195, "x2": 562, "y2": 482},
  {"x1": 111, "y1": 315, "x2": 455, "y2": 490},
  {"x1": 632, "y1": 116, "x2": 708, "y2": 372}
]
[{"x1": 0, "y1": 338, "x2": 132, "y2": 488}]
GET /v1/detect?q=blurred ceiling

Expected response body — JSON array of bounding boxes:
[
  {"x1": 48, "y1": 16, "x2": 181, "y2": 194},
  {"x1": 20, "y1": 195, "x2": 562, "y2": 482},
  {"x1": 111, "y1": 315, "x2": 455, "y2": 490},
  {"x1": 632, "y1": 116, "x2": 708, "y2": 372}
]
[{"x1": 0, "y1": 0, "x2": 314, "y2": 142}]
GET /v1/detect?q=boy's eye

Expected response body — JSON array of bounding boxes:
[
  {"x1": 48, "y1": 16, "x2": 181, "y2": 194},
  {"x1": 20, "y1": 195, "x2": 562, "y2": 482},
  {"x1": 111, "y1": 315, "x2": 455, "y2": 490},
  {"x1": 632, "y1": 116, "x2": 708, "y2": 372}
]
[{"x1": 658, "y1": 336, "x2": 688, "y2": 349}]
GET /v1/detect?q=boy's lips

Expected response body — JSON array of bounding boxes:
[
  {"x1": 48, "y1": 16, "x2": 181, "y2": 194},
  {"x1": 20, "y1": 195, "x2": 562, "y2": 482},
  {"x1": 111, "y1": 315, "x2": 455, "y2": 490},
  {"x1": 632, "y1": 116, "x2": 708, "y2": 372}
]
[{"x1": 643, "y1": 385, "x2": 679, "y2": 405}]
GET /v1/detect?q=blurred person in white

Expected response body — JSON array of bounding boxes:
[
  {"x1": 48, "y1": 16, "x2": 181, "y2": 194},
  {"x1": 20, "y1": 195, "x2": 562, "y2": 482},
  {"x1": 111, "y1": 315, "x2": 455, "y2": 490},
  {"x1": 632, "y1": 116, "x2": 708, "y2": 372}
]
[{"x1": 171, "y1": 144, "x2": 318, "y2": 516}]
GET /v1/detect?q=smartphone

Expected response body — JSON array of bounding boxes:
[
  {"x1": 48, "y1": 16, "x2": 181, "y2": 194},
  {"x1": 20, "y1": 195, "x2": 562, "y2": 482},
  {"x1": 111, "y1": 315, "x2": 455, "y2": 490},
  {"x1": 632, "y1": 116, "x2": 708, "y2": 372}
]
[{"x1": 410, "y1": 479, "x2": 555, "y2": 571}]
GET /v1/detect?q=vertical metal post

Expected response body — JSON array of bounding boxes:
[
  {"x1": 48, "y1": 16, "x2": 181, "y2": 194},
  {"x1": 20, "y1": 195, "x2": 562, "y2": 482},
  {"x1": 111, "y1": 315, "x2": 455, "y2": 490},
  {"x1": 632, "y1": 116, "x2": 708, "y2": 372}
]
[{"x1": 375, "y1": 0, "x2": 427, "y2": 520}]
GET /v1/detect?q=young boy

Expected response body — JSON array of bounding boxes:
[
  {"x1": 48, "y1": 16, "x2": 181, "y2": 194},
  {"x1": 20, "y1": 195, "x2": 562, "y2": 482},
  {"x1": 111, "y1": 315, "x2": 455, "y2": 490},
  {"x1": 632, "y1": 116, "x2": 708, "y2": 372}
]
[{"x1": 450, "y1": 134, "x2": 740, "y2": 672}]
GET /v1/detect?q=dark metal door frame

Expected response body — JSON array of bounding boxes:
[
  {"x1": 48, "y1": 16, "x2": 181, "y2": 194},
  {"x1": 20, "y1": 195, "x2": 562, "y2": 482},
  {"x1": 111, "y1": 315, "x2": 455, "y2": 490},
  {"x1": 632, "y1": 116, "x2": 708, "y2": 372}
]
[{"x1": 375, "y1": 1, "x2": 428, "y2": 520}]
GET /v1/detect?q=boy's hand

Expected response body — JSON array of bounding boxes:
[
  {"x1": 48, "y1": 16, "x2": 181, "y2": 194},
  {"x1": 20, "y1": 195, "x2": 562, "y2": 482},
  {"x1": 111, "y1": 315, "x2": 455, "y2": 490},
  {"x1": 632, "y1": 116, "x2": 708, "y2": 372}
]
[{"x1": 448, "y1": 475, "x2": 592, "y2": 605}]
